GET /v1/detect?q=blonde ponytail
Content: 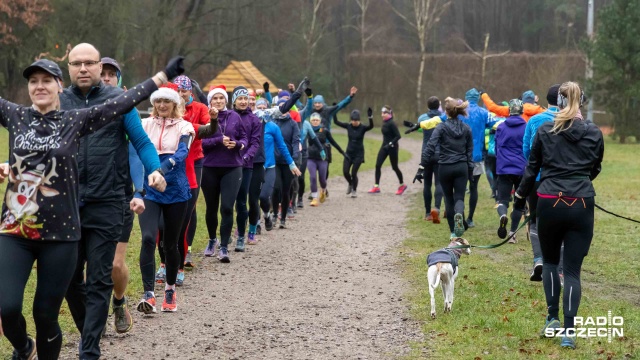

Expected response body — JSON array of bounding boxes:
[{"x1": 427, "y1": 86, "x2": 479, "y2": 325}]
[{"x1": 550, "y1": 81, "x2": 582, "y2": 134}]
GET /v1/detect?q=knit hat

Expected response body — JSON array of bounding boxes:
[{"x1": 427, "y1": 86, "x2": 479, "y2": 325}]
[
  {"x1": 313, "y1": 95, "x2": 325, "y2": 104},
  {"x1": 310, "y1": 112, "x2": 322, "y2": 121},
  {"x1": 150, "y1": 87, "x2": 181, "y2": 105},
  {"x1": 207, "y1": 85, "x2": 228, "y2": 105},
  {"x1": 173, "y1": 75, "x2": 192, "y2": 91},
  {"x1": 522, "y1": 90, "x2": 536, "y2": 104},
  {"x1": 277, "y1": 97, "x2": 287, "y2": 107},
  {"x1": 248, "y1": 89, "x2": 256, "y2": 99},
  {"x1": 232, "y1": 86, "x2": 249, "y2": 104},
  {"x1": 278, "y1": 90, "x2": 291, "y2": 99},
  {"x1": 101, "y1": 57, "x2": 122, "y2": 87},
  {"x1": 546, "y1": 84, "x2": 561, "y2": 106},
  {"x1": 256, "y1": 98, "x2": 268, "y2": 108},
  {"x1": 465, "y1": 88, "x2": 480, "y2": 103},
  {"x1": 508, "y1": 99, "x2": 524, "y2": 116},
  {"x1": 350, "y1": 109, "x2": 361, "y2": 120}
]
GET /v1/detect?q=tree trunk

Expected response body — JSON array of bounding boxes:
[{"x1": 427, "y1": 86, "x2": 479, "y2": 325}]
[{"x1": 416, "y1": 52, "x2": 426, "y2": 116}]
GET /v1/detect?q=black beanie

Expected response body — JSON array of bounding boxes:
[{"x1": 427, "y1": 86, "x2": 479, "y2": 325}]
[
  {"x1": 350, "y1": 109, "x2": 361, "y2": 120},
  {"x1": 547, "y1": 84, "x2": 561, "y2": 106}
]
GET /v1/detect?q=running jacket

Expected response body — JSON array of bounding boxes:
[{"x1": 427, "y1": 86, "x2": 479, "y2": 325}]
[
  {"x1": 263, "y1": 121, "x2": 295, "y2": 168},
  {"x1": 495, "y1": 115, "x2": 527, "y2": 176},
  {"x1": 0, "y1": 79, "x2": 157, "y2": 241},
  {"x1": 523, "y1": 107, "x2": 559, "y2": 159},
  {"x1": 381, "y1": 117, "x2": 401, "y2": 147},
  {"x1": 481, "y1": 93, "x2": 544, "y2": 121},
  {"x1": 308, "y1": 125, "x2": 344, "y2": 161},
  {"x1": 423, "y1": 117, "x2": 473, "y2": 170},
  {"x1": 235, "y1": 108, "x2": 262, "y2": 169},
  {"x1": 463, "y1": 89, "x2": 499, "y2": 162},
  {"x1": 183, "y1": 99, "x2": 210, "y2": 188},
  {"x1": 418, "y1": 109, "x2": 443, "y2": 164},
  {"x1": 141, "y1": 117, "x2": 194, "y2": 204},
  {"x1": 202, "y1": 109, "x2": 247, "y2": 168},
  {"x1": 273, "y1": 115, "x2": 301, "y2": 165},
  {"x1": 333, "y1": 116, "x2": 374, "y2": 160},
  {"x1": 517, "y1": 119, "x2": 604, "y2": 198}
]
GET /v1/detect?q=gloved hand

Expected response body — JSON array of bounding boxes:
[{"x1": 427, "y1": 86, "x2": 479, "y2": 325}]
[
  {"x1": 468, "y1": 168, "x2": 475, "y2": 184},
  {"x1": 332, "y1": 102, "x2": 337, "y2": 106},
  {"x1": 367, "y1": 107, "x2": 373, "y2": 118},
  {"x1": 263, "y1": 82, "x2": 270, "y2": 93},
  {"x1": 164, "y1": 56, "x2": 185, "y2": 80},
  {"x1": 513, "y1": 193, "x2": 527, "y2": 212},
  {"x1": 343, "y1": 153, "x2": 351, "y2": 162},
  {"x1": 413, "y1": 166, "x2": 424, "y2": 183},
  {"x1": 477, "y1": 88, "x2": 485, "y2": 96},
  {"x1": 296, "y1": 77, "x2": 310, "y2": 93},
  {"x1": 304, "y1": 88, "x2": 313, "y2": 97},
  {"x1": 383, "y1": 143, "x2": 390, "y2": 150},
  {"x1": 403, "y1": 120, "x2": 420, "y2": 134},
  {"x1": 190, "y1": 79, "x2": 201, "y2": 90},
  {"x1": 320, "y1": 150, "x2": 326, "y2": 161}
]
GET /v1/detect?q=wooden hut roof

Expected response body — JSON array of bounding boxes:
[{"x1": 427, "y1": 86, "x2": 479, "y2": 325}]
[{"x1": 203, "y1": 61, "x2": 278, "y2": 92}]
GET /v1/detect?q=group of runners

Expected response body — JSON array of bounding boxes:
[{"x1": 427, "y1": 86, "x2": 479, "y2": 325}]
[
  {"x1": 413, "y1": 84, "x2": 603, "y2": 350},
  {"x1": 0, "y1": 42, "x2": 415, "y2": 360}
]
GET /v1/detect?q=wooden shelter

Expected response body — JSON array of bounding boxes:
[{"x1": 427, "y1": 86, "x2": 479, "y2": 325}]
[{"x1": 204, "y1": 61, "x2": 278, "y2": 93}]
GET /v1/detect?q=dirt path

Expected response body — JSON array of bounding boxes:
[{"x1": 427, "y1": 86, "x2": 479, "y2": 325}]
[{"x1": 65, "y1": 135, "x2": 426, "y2": 359}]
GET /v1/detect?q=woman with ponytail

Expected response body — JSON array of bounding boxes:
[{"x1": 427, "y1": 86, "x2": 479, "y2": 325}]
[{"x1": 515, "y1": 82, "x2": 604, "y2": 350}]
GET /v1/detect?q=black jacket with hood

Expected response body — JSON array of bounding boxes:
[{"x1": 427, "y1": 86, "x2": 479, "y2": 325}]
[
  {"x1": 517, "y1": 119, "x2": 604, "y2": 198},
  {"x1": 422, "y1": 116, "x2": 473, "y2": 170}
]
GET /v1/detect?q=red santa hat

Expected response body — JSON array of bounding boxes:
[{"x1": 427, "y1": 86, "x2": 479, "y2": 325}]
[{"x1": 207, "y1": 84, "x2": 228, "y2": 105}]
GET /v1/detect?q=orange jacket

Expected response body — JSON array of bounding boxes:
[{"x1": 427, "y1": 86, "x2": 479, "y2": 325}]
[{"x1": 481, "y1": 93, "x2": 544, "y2": 121}]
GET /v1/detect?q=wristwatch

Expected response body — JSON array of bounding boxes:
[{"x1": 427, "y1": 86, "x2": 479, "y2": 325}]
[
  {"x1": 154, "y1": 168, "x2": 165, "y2": 176},
  {"x1": 135, "y1": 188, "x2": 147, "y2": 197}
]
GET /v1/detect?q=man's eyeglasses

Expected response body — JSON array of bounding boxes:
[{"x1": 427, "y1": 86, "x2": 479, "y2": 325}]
[{"x1": 68, "y1": 60, "x2": 100, "y2": 68}]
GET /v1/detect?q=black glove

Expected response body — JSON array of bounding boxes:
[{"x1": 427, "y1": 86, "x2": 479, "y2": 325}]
[
  {"x1": 413, "y1": 166, "x2": 424, "y2": 184},
  {"x1": 263, "y1": 82, "x2": 270, "y2": 93},
  {"x1": 190, "y1": 79, "x2": 201, "y2": 90},
  {"x1": 513, "y1": 193, "x2": 527, "y2": 212},
  {"x1": 477, "y1": 88, "x2": 485, "y2": 96},
  {"x1": 296, "y1": 77, "x2": 310, "y2": 93},
  {"x1": 164, "y1": 56, "x2": 185, "y2": 80},
  {"x1": 304, "y1": 88, "x2": 313, "y2": 97},
  {"x1": 332, "y1": 102, "x2": 337, "y2": 106},
  {"x1": 468, "y1": 168, "x2": 475, "y2": 183},
  {"x1": 367, "y1": 107, "x2": 373, "y2": 118},
  {"x1": 343, "y1": 153, "x2": 351, "y2": 162},
  {"x1": 383, "y1": 143, "x2": 391, "y2": 150}
]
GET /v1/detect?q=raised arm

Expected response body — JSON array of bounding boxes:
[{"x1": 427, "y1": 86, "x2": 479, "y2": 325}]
[
  {"x1": 123, "y1": 108, "x2": 161, "y2": 174},
  {"x1": 0, "y1": 98, "x2": 21, "y2": 129},
  {"x1": 325, "y1": 130, "x2": 345, "y2": 155},
  {"x1": 480, "y1": 93, "x2": 509, "y2": 118}
]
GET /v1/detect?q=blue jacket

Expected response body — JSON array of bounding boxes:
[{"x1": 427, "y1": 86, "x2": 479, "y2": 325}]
[
  {"x1": 264, "y1": 121, "x2": 294, "y2": 168},
  {"x1": 523, "y1": 107, "x2": 559, "y2": 159},
  {"x1": 495, "y1": 115, "x2": 527, "y2": 176},
  {"x1": 463, "y1": 89, "x2": 498, "y2": 162}
]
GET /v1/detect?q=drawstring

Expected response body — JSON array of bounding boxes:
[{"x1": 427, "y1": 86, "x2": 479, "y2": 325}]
[{"x1": 551, "y1": 192, "x2": 586, "y2": 208}]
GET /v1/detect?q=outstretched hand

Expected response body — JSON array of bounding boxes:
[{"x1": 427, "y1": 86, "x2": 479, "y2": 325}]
[
  {"x1": 413, "y1": 166, "x2": 424, "y2": 184},
  {"x1": 304, "y1": 88, "x2": 313, "y2": 97},
  {"x1": 349, "y1": 86, "x2": 358, "y2": 97},
  {"x1": 367, "y1": 107, "x2": 373, "y2": 118},
  {"x1": 263, "y1": 82, "x2": 270, "y2": 93},
  {"x1": 164, "y1": 56, "x2": 185, "y2": 80},
  {"x1": 296, "y1": 77, "x2": 310, "y2": 93},
  {"x1": 0, "y1": 163, "x2": 9, "y2": 183}
]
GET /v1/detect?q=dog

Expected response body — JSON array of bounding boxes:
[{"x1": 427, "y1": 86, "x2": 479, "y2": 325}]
[{"x1": 426, "y1": 237, "x2": 471, "y2": 319}]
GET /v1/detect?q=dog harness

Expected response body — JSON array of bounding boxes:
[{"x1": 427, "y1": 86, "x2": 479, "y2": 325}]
[{"x1": 427, "y1": 249, "x2": 460, "y2": 274}]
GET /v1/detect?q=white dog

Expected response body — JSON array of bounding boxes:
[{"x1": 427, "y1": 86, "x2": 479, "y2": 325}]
[{"x1": 426, "y1": 238, "x2": 471, "y2": 319}]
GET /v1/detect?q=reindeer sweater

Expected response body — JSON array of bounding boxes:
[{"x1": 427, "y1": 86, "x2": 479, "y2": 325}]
[{"x1": 0, "y1": 79, "x2": 157, "y2": 241}]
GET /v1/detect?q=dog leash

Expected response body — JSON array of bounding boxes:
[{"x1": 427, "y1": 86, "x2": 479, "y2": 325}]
[
  {"x1": 446, "y1": 212, "x2": 534, "y2": 250},
  {"x1": 595, "y1": 204, "x2": 640, "y2": 224}
]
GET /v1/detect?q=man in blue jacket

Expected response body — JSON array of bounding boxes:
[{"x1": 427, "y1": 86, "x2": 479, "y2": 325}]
[{"x1": 463, "y1": 88, "x2": 499, "y2": 227}]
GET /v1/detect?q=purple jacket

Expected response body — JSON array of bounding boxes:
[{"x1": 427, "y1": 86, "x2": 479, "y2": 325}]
[
  {"x1": 495, "y1": 115, "x2": 527, "y2": 176},
  {"x1": 202, "y1": 109, "x2": 248, "y2": 168},
  {"x1": 235, "y1": 108, "x2": 262, "y2": 168}
]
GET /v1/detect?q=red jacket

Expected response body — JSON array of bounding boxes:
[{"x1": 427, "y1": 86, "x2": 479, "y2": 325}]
[{"x1": 183, "y1": 100, "x2": 210, "y2": 188}]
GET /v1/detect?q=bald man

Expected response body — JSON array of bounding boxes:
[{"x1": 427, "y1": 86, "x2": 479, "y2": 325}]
[{"x1": 61, "y1": 43, "x2": 165, "y2": 360}]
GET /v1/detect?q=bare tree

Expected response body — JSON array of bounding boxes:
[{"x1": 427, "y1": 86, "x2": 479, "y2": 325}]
[
  {"x1": 353, "y1": 0, "x2": 382, "y2": 53},
  {"x1": 301, "y1": 0, "x2": 329, "y2": 74},
  {"x1": 386, "y1": 0, "x2": 451, "y2": 115},
  {"x1": 459, "y1": 33, "x2": 510, "y2": 88}
]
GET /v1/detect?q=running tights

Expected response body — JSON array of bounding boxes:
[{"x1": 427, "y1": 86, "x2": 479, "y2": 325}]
[
  {"x1": 423, "y1": 160, "x2": 443, "y2": 214},
  {"x1": 260, "y1": 167, "x2": 276, "y2": 216},
  {"x1": 248, "y1": 163, "x2": 265, "y2": 229},
  {"x1": 307, "y1": 158, "x2": 328, "y2": 193},
  {"x1": 201, "y1": 166, "x2": 243, "y2": 248},
  {"x1": 235, "y1": 167, "x2": 254, "y2": 237},
  {"x1": 375, "y1": 146, "x2": 403, "y2": 185},
  {"x1": 298, "y1": 154, "x2": 308, "y2": 199},
  {"x1": 467, "y1": 174, "x2": 481, "y2": 221},
  {"x1": 343, "y1": 157, "x2": 363, "y2": 191},
  {"x1": 439, "y1": 162, "x2": 468, "y2": 233},
  {"x1": 496, "y1": 174, "x2": 523, "y2": 232},
  {"x1": 271, "y1": 164, "x2": 294, "y2": 220}
]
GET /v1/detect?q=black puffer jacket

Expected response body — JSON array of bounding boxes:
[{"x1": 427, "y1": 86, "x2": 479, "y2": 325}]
[
  {"x1": 517, "y1": 119, "x2": 604, "y2": 198},
  {"x1": 422, "y1": 117, "x2": 473, "y2": 170},
  {"x1": 60, "y1": 83, "x2": 129, "y2": 202}
]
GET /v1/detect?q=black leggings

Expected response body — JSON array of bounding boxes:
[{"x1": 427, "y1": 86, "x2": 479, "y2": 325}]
[
  {"x1": 186, "y1": 159, "x2": 203, "y2": 247},
  {"x1": 423, "y1": 160, "x2": 443, "y2": 214},
  {"x1": 485, "y1": 155, "x2": 497, "y2": 197},
  {"x1": 496, "y1": 174, "x2": 524, "y2": 232},
  {"x1": 467, "y1": 174, "x2": 481, "y2": 221},
  {"x1": 298, "y1": 154, "x2": 308, "y2": 198},
  {"x1": 248, "y1": 163, "x2": 265, "y2": 227},
  {"x1": 271, "y1": 164, "x2": 294, "y2": 220},
  {"x1": 201, "y1": 166, "x2": 243, "y2": 248},
  {"x1": 375, "y1": 146, "x2": 403, "y2": 185},
  {"x1": 343, "y1": 156, "x2": 363, "y2": 191},
  {"x1": 0, "y1": 236, "x2": 77, "y2": 360},
  {"x1": 439, "y1": 162, "x2": 468, "y2": 233},
  {"x1": 537, "y1": 196, "x2": 594, "y2": 329},
  {"x1": 139, "y1": 200, "x2": 188, "y2": 291},
  {"x1": 235, "y1": 167, "x2": 254, "y2": 237},
  {"x1": 260, "y1": 167, "x2": 276, "y2": 216}
]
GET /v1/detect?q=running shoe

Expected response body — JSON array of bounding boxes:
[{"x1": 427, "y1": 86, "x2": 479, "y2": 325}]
[
  {"x1": 287, "y1": 207, "x2": 295, "y2": 219},
  {"x1": 292, "y1": 204, "x2": 297, "y2": 214},
  {"x1": 235, "y1": 236, "x2": 246, "y2": 252},
  {"x1": 308, "y1": 193, "x2": 313, "y2": 200},
  {"x1": 497, "y1": 215, "x2": 508, "y2": 239},
  {"x1": 466, "y1": 219, "x2": 475, "y2": 228},
  {"x1": 161, "y1": 289, "x2": 177, "y2": 312},
  {"x1": 425, "y1": 214, "x2": 433, "y2": 221},
  {"x1": 256, "y1": 224, "x2": 262, "y2": 234},
  {"x1": 247, "y1": 233, "x2": 257, "y2": 245},
  {"x1": 450, "y1": 232, "x2": 457, "y2": 239},
  {"x1": 561, "y1": 335, "x2": 576, "y2": 349},
  {"x1": 310, "y1": 198, "x2": 319, "y2": 207},
  {"x1": 368, "y1": 186, "x2": 381, "y2": 193},
  {"x1": 530, "y1": 260, "x2": 543, "y2": 282},
  {"x1": 176, "y1": 270, "x2": 185, "y2": 286},
  {"x1": 507, "y1": 231, "x2": 517, "y2": 244},
  {"x1": 137, "y1": 291, "x2": 157, "y2": 314},
  {"x1": 346, "y1": 185, "x2": 353, "y2": 195},
  {"x1": 218, "y1": 247, "x2": 230, "y2": 263},
  {"x1": 279, "y1": 220, "x2": 287, "y2": 229},
  {"x1": 395, "y1": 184, "x2": 408, "y2": 195},
  {"x1": 453, "y1": 213, "x2": 465, "y2": 237},
  {"x1": 264, "y1": 213, "x2": 273, "y2": 231},
  {"x1": 113, "y1": 296, "x2": 133, "y2": 334},
  {"x1": 351, "y1": 190, "x2": 357, "y2": 198},
  {"x1": 325, "y1": 189, "x2": 329, "y2": 198},
  {"x1": 12, "y1": 336, "x2": 36, "y2": 360},
  {"x1": 319, "y1": 189, "x2": 327, "y2": 203},
  {"x1": 204, "y1": 238, "x2": 218, "y2": 257},
  {"x1": 431, "y1": 209, "x2": 441, "y2": 224},
  {"x1": 184, "y1": 250, "x2": 194, "y2": 269},
  {"x1": 297, "y1": 199, "x2": 304, "y2": 209},
  {"x1": 155, "y1": 264, "x2": 166, "y2": 284},
  {"x1": 539, "y1": 316, "x2": 561, "y2": 338}
]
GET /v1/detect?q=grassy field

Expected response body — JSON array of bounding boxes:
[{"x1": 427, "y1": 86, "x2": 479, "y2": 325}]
[
  {"x1": 401, "y1": 139, "x2": 640, "y2": 359},
  {"x1": 0, "y1": 128, "x2": 410, "y2": 356}
]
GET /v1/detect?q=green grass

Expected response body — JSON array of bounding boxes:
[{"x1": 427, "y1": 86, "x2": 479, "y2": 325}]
[
  {"x1": 401, "y1": 139, "x2": 640, "y2": 359},
  {"x1": 0, "y1": 128, "x2": 410, "y2": 356}
]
